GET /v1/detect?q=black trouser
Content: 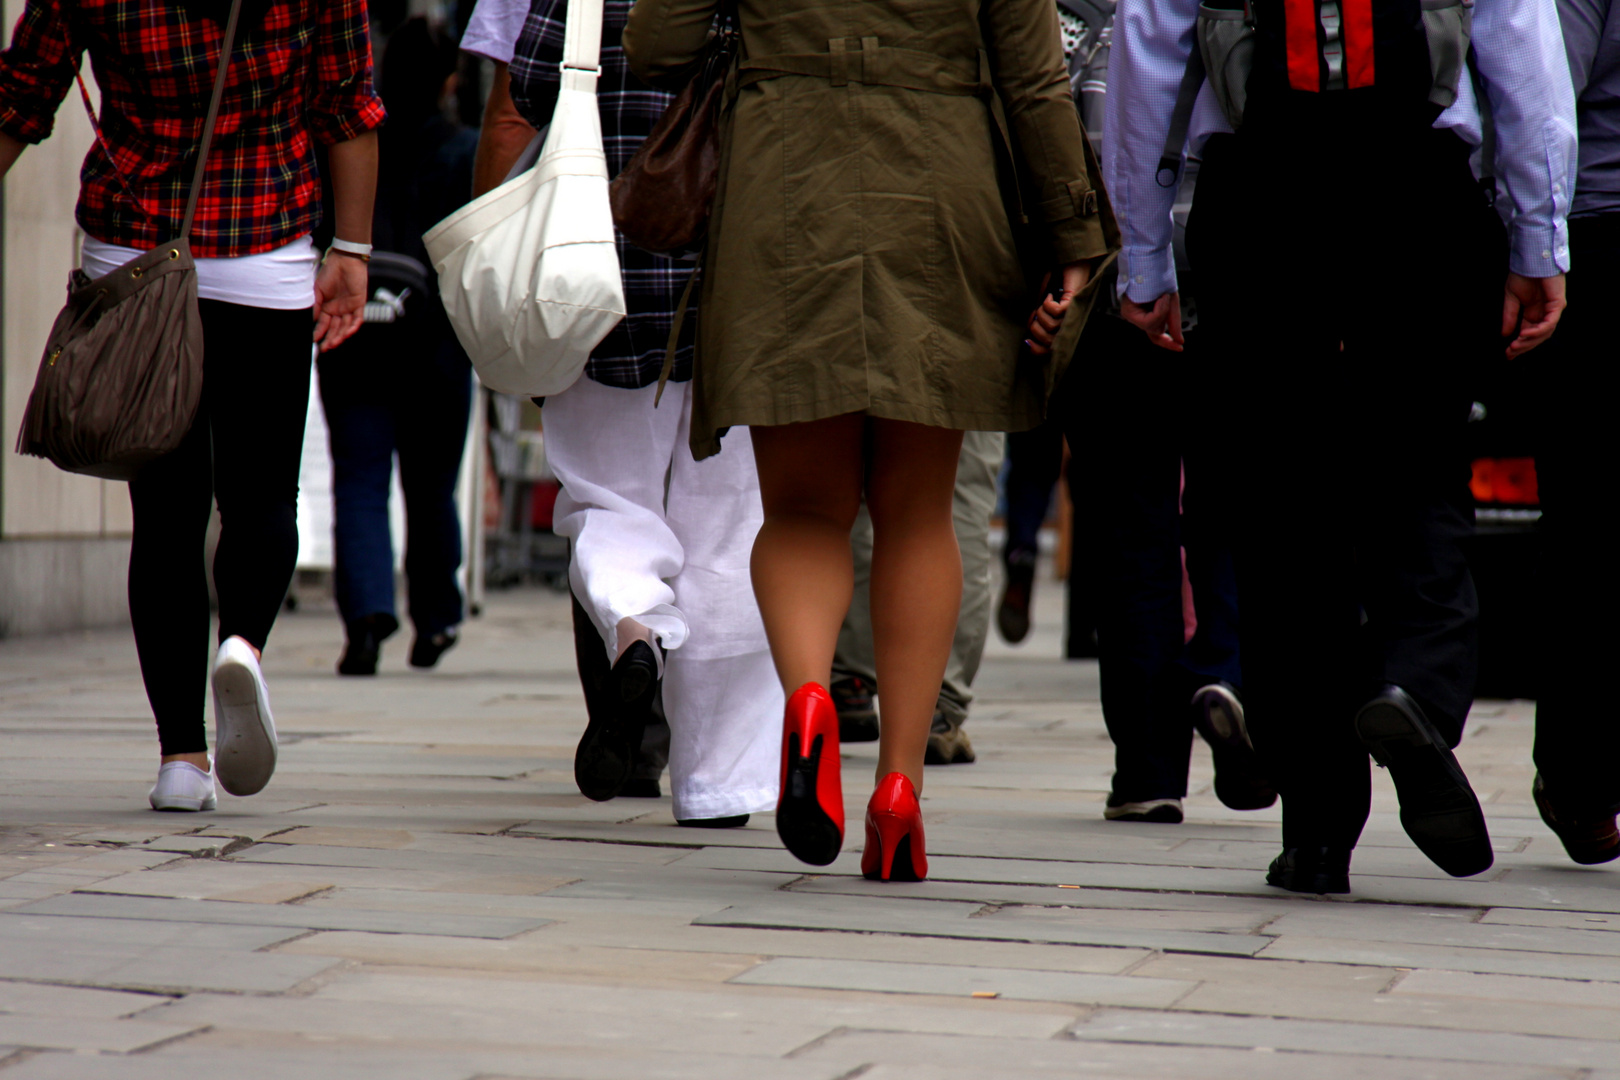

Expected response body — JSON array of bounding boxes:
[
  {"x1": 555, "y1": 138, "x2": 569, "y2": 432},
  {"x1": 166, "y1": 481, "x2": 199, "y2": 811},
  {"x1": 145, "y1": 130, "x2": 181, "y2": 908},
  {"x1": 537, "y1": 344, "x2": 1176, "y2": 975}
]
[
  {"x1": 1058, "y1": 313, "x2": 1244, "y2": 801},
  {"x1": 1532, "y1": 212, "x2": 1620, "y2": 818},
  {"x1": 317, "y1": 312, "x2": 472, "y2": 637},
  {"x1": 1187, "y1": 123, "x2": 1502, "y2": 849},
  {"x1": 128, "y1": 300, "x2": 312, "y2": 756}
]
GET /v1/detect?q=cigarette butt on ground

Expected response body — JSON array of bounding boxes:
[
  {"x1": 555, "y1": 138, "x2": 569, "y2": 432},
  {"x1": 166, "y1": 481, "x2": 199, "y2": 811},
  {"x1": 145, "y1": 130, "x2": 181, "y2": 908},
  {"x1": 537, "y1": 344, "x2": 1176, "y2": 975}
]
[
  {"x1": 1057, "y1": 884, "x2": 1080, "y2": 889},
  {"x1": 971, "y1": 991, "x2": 1000, "y2": 999}
]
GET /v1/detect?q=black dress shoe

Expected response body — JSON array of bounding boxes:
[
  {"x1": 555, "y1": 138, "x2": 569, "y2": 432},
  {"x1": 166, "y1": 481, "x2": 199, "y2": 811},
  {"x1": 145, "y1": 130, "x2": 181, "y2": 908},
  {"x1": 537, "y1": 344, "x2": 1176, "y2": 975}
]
[
  {"x1": 1354, "y1": 685, "x2": 1493, "y2": 878},
  {"x1": 997, "y1": 547, "x2": 1037, "y2": 644},
  {"x1": 832, "y1": 676, "x2": 880, "y2": 743},
  {"x1": 676, "y1": 814, "x2": 749, "y2": 828},
  {"x1": 1533, "y1": 773, "x2": 1620, "y2": 866},
  {"x1": 409, "y1": 627, "x2": 459, "y2": 669},
  {"x1": 574, "y1": 640, "x2": 660, "y2": 802},
  {"x1": 337, "y1": 613, "x2": 399, "y2": 676},
  {"x1": 1267, "y1": 846, "x2": 1352, "y2": 894},
  {"x1": 1190, "y1": 682, "x2": 1277, "y2": 811}
]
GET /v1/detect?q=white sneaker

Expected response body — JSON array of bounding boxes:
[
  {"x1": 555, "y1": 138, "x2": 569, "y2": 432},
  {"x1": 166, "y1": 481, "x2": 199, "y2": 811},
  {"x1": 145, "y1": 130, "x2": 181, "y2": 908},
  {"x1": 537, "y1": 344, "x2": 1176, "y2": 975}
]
[
  {"x1": 149, "y1": 761, "x2": 217, "y2": 812},
  {"x1": 212, "y1": 636, "x2": 278, "y2": 796}
]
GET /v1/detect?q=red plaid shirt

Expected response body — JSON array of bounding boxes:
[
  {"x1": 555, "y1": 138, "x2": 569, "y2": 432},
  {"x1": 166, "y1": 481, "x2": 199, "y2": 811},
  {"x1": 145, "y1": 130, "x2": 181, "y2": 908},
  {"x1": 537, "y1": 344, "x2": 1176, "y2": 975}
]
[{"x1": 0, "y1": 1, "x2": 385, "y2": 258}]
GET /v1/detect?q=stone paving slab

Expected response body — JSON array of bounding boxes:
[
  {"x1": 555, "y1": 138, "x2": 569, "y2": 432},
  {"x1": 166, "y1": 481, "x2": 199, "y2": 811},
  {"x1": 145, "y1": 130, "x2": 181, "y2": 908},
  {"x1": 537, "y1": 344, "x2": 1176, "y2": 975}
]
[
  {"x1": 693, "y1": 894, "x2": 1272, "y2": 955},
  {"x1": 2, "y1": 581, "x2": 1615, "y2": 1077},
  {"x1": 0, "y1": 1016, "x2": 201, "y2": 1054},
  {"x1": 9, "y1": 891, "x2": 552, "y2": 939},
  {"x1": 730, "y1": 956, "x2": 1195, "y2": 1005},
  {"x1": 1069, "y1": 1008, "x2": 1620, "y2": 1067}
]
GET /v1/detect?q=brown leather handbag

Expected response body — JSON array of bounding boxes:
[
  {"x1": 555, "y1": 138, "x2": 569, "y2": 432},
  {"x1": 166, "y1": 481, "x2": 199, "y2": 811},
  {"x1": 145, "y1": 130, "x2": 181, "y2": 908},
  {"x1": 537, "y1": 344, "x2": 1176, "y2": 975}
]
[
  {"x1": 15, "y1": 0, "x2": 243, "y2": 482},
  {"x1": 609, "y1": 16, "x2": 738, "y2": 257}
]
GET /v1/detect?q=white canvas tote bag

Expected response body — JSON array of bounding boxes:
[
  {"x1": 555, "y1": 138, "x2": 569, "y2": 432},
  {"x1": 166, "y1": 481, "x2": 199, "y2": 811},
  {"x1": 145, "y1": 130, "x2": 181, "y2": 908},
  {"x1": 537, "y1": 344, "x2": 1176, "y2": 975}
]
[{"x1": 423, "y1": 0, "x2": 624, "y2": 397}]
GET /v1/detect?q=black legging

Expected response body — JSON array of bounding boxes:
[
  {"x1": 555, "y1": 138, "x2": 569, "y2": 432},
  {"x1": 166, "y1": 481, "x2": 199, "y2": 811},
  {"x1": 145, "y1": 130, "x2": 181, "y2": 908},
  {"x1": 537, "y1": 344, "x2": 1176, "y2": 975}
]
[{"x1": 128, "y1": 299, "x2": 312, "y2": 755}]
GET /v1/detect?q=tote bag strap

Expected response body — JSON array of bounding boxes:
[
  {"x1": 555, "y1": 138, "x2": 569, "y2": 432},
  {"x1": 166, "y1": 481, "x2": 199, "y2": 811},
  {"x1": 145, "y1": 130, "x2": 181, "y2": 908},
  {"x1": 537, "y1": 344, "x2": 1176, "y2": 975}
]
[{"x1": 559, "y1": 0, "x2": 606, "y2": 93}]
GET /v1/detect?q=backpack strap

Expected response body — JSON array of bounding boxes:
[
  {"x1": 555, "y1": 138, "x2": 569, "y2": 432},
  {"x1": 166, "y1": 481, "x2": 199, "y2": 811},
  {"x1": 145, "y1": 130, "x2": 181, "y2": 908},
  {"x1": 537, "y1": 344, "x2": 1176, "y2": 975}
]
[
  {"x1": 1467, "y1": 51, "x2": 1497, "y2": 202},
  {"x1": 1156, "y1": 40, "x2": 1206, "y2": 187}
]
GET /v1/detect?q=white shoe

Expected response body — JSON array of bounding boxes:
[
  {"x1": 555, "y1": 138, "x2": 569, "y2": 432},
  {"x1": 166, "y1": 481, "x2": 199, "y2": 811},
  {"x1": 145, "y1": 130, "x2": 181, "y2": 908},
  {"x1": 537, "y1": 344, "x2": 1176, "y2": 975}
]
[
  {"x1": 212, "y1": 636, "x2": 278, "y2": 796},
  {"x1": 149, "y1": 761, "x2": 217, "y2": 812}
]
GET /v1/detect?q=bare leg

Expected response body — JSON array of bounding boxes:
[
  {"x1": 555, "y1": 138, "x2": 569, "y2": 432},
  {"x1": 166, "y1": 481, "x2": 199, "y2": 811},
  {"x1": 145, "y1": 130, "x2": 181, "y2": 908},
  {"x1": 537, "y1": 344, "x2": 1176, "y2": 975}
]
[
  {"x1": 749, "y1": 414, "x2": 868, "y2": 695},
  {"x1": 867, "y1": 420, "x2": 965, "y2": 791}
]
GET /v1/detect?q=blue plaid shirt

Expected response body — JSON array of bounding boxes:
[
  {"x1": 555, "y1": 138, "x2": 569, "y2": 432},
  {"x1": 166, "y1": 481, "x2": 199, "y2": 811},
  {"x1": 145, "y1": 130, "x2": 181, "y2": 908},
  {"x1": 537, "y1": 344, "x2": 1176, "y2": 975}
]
[{"x1": 510, "y1": 0, "x2": 697, "y2": 388}]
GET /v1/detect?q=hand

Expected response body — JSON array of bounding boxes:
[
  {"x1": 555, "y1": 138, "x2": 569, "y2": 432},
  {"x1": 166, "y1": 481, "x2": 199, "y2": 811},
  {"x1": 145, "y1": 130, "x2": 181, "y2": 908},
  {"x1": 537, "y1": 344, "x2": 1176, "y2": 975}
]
[
  {"x1": 1502, "y1": 272, "x2": 1566, "y2": 359},
  {"x1": 313, "y1": 253, "x2": 369, "y2": 352},
  {"x1": 1026, "y1": 260, "x2": 1095, "y2": 356},
  {"x1": 1121, "y1": 291, "x2": 1185, "y2": 352}
]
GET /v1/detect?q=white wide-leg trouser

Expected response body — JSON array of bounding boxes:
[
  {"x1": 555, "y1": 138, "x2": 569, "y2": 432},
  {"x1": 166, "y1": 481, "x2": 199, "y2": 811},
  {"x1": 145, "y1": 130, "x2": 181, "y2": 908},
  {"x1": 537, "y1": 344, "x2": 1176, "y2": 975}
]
[{"x1": 544, "y1": 377, "x2": 782, "y2": 820}]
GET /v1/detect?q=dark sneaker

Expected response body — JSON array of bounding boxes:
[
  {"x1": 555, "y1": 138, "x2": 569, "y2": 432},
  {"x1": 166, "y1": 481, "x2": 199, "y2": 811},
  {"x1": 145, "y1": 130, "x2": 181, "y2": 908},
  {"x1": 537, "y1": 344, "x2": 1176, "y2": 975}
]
[
  {"x1": 409, "y1": 626, "x2": 459, "y2": 669},
  {"x1": 1190, "y1": 682, "x2": 1277, "y2": 811},
  {"x1": 337, "y1": 613, "x2": 399, "y2": 676},
  {"x1": 1103, "y1": 795, "x2": 1184, "y2": 823},
  {"x1": 574, "y1": 640, "x2": 659, "y2": 802},
  {"x1": 1267, "y1": 846, "x2": 1352, "y2": 894},
  {"x1": 1533, "y1": 773, "x2": 1620, "y2": 866},
  {"x1": 925, "y1": 712, "x2": 976, "y2": 764},
  {"x1": 997, "y1": 548, "x2": 1037, "y2": 644},
  {"x1": 1354, "y1": 685, "x2": 1493, "y2": 877},
  {"x1": 619, "y1": 777, "x2": 663, "y2": 798},
  {"x1": 831, "y1": 676, "x2": 880, "y2": 743}
]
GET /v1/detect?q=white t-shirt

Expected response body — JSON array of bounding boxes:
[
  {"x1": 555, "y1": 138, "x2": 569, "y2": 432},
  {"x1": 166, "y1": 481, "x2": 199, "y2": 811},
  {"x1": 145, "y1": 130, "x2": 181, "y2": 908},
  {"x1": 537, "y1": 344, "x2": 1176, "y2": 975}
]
[
  {"x1": 79, "y1": 234, "x2": 319, "y2": 310},
  {"x1": 461, "y1": 0, "x2": 529, "y2": 64}
]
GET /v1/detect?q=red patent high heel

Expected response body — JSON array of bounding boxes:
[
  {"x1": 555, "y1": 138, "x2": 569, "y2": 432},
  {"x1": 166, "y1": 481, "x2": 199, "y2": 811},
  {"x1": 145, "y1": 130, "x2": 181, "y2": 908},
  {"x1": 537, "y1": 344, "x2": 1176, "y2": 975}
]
[
  {"x1": 776, "y1": 682, "x2": 844, "y2": 865},
  {"x1": 862, "y1": 772, "x2": 927, "y2": 882}
]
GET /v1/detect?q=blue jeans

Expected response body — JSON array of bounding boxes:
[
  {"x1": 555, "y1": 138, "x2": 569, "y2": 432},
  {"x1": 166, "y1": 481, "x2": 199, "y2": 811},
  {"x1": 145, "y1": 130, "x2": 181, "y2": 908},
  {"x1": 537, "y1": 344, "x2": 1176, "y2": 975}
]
[{"x1": 317, "y1": 317, "x2": 472, "y2": 637}]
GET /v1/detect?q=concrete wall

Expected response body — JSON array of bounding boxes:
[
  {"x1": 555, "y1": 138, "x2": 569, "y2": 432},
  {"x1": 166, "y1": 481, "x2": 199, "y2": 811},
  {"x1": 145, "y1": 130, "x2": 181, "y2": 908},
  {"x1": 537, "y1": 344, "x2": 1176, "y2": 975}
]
[{"x1": 0, "y1": 3, "x2": 133, "y2": 636}]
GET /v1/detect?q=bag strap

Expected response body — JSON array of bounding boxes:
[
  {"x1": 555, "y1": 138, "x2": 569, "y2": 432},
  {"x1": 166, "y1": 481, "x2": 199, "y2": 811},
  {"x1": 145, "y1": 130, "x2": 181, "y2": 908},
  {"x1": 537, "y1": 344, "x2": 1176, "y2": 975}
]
[
  {"x1": 181, "y1": 0, "x2": 246, "y2": 240},
  {"x1": 1156, "y1": 39, "x2": 1207, "y2": 187},
  {"x1": 560, "y1": 0, "x2": 606, "y2": 94},
  {"x1": 71, "y1": 0, "x2": 243, "y2": 240}
]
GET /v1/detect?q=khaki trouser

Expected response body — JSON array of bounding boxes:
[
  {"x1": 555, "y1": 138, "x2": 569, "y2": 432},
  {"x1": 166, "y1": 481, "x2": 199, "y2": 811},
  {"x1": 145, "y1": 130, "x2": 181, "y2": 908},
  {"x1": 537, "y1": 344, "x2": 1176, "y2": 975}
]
[{"x1": 832, "y1": 431, "x2": 1005, "y2": 730}]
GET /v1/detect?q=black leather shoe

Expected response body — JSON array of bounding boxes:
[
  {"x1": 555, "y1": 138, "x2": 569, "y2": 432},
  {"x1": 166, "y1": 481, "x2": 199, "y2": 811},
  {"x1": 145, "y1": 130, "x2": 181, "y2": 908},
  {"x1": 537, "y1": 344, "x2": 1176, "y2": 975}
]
[
  {"x1": 1267, "y1": 847, "x2": 1352, "y2": 894},
  {"x1": 574, "y1": 640, "x2": 660, "y2": 802},
  {"x1": 1190, "y1": 682, "x2": 1277, "y2": 811},
  {"x1": 337, "y1": 613, "x2": 399, "y2": 676},
  {"x1": 997, "y1": 547, "x2": 1037, "y2": 644},
  {"x1": 1533, "y1": 773, "x2": 1620, "y2": 866},
  {"x1": 409, "y1": 627, "x2": 459, "y2": 669},
  {"x1": 831, "y1": 676, "x2": 880, "y2": 743},
  {"x1": 1354, "y1": 685, "x2": 1493, "y2": 877},
  {"x1": 676, "y1": 814, "x2": 749, "y2": 828}
]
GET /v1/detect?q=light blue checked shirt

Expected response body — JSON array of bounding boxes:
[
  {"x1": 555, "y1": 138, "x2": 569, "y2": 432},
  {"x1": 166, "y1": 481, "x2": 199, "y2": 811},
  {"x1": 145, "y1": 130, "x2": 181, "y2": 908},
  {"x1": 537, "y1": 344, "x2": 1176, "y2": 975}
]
[{"x1": 1104, "y1": 0, "x2": 1580, "y2": 303}]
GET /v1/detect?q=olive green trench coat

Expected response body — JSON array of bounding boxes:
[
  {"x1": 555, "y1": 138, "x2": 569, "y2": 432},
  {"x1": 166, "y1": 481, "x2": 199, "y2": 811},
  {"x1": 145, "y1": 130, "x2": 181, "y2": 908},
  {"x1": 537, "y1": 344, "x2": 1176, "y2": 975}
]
[{"x1": 624, "y1": 0, "x2": 1120, "y2": 458}]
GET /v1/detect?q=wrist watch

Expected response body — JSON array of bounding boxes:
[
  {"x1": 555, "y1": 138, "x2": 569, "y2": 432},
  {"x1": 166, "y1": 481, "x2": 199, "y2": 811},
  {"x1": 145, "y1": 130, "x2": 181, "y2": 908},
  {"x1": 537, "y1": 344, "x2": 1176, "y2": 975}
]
[{"x1": 327, "y1": 238, "x2": 373, "y2": 262}]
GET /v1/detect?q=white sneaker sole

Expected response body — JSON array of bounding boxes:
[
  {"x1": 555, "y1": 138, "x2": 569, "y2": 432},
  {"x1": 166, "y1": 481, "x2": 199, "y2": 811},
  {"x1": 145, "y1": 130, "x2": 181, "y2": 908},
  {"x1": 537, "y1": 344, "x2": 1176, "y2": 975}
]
[
  {"x1": 149, "y1": 789, "x2": 218, "y2": 812},
  {"x1": 213, "y1": 642, "x2": 278, "y2": 796}
]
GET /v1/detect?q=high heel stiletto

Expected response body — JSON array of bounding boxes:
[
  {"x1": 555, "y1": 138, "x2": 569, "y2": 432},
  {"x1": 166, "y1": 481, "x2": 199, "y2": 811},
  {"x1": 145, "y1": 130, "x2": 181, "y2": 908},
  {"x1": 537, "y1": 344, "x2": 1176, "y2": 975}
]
[
  {"x1": 862, "y1": 772, "x2": 927, "y2": 882},
  {"x1": 776, "y1": 682, "x2": 844, "y2": 865}
]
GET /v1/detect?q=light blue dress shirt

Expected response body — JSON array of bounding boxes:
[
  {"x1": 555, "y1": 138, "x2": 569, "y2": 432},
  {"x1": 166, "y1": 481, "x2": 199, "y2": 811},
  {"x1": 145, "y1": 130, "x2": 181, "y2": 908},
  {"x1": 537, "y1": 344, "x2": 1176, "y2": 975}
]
[{"x1": 1104, "y1": 0, "x2": 1580, "y2": 303}]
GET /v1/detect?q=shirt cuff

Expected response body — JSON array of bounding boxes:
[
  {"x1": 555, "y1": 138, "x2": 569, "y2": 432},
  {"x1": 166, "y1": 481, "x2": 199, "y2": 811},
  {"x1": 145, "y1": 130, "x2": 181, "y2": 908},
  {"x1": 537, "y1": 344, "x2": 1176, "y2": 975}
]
[
  {"x1": 1509, "y1": 222, "x2": 1571, "y2": 278},
  {"x1": 1116, "y1": 245, "x2": 1178, "y2": 303}
]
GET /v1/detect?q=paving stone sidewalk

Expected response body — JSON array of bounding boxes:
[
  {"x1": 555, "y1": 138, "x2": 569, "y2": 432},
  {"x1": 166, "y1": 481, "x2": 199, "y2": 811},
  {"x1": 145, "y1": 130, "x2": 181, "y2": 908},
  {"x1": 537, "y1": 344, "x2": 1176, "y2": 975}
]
[{"x1": 1, "y1": 578, "x2": 1615, "y2": 1079}]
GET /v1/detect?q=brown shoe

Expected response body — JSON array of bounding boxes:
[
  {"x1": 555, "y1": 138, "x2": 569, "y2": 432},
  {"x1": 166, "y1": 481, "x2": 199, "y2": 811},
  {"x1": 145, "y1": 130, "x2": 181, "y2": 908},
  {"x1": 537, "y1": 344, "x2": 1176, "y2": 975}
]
[
  {"x1": 1533, "y1": 773, "x2": 1620, "y2": 865},
  {"x1": 831, "y1": 676, "x2": 880, "y2": 743},
  {"x1": 925, "y1": 712, "x2": 976, "y2": 764}
]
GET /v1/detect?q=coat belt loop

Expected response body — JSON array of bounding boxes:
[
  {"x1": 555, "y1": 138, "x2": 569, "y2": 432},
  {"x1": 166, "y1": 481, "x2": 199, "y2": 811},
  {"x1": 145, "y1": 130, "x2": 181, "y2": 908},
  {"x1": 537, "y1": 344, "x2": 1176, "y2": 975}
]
[
  {"x1": 860, "y1": 37, "x2": 879, "y2": 83},
  {"x1": 829, "y1": 37, "x2": 849, "y2": 85}
]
